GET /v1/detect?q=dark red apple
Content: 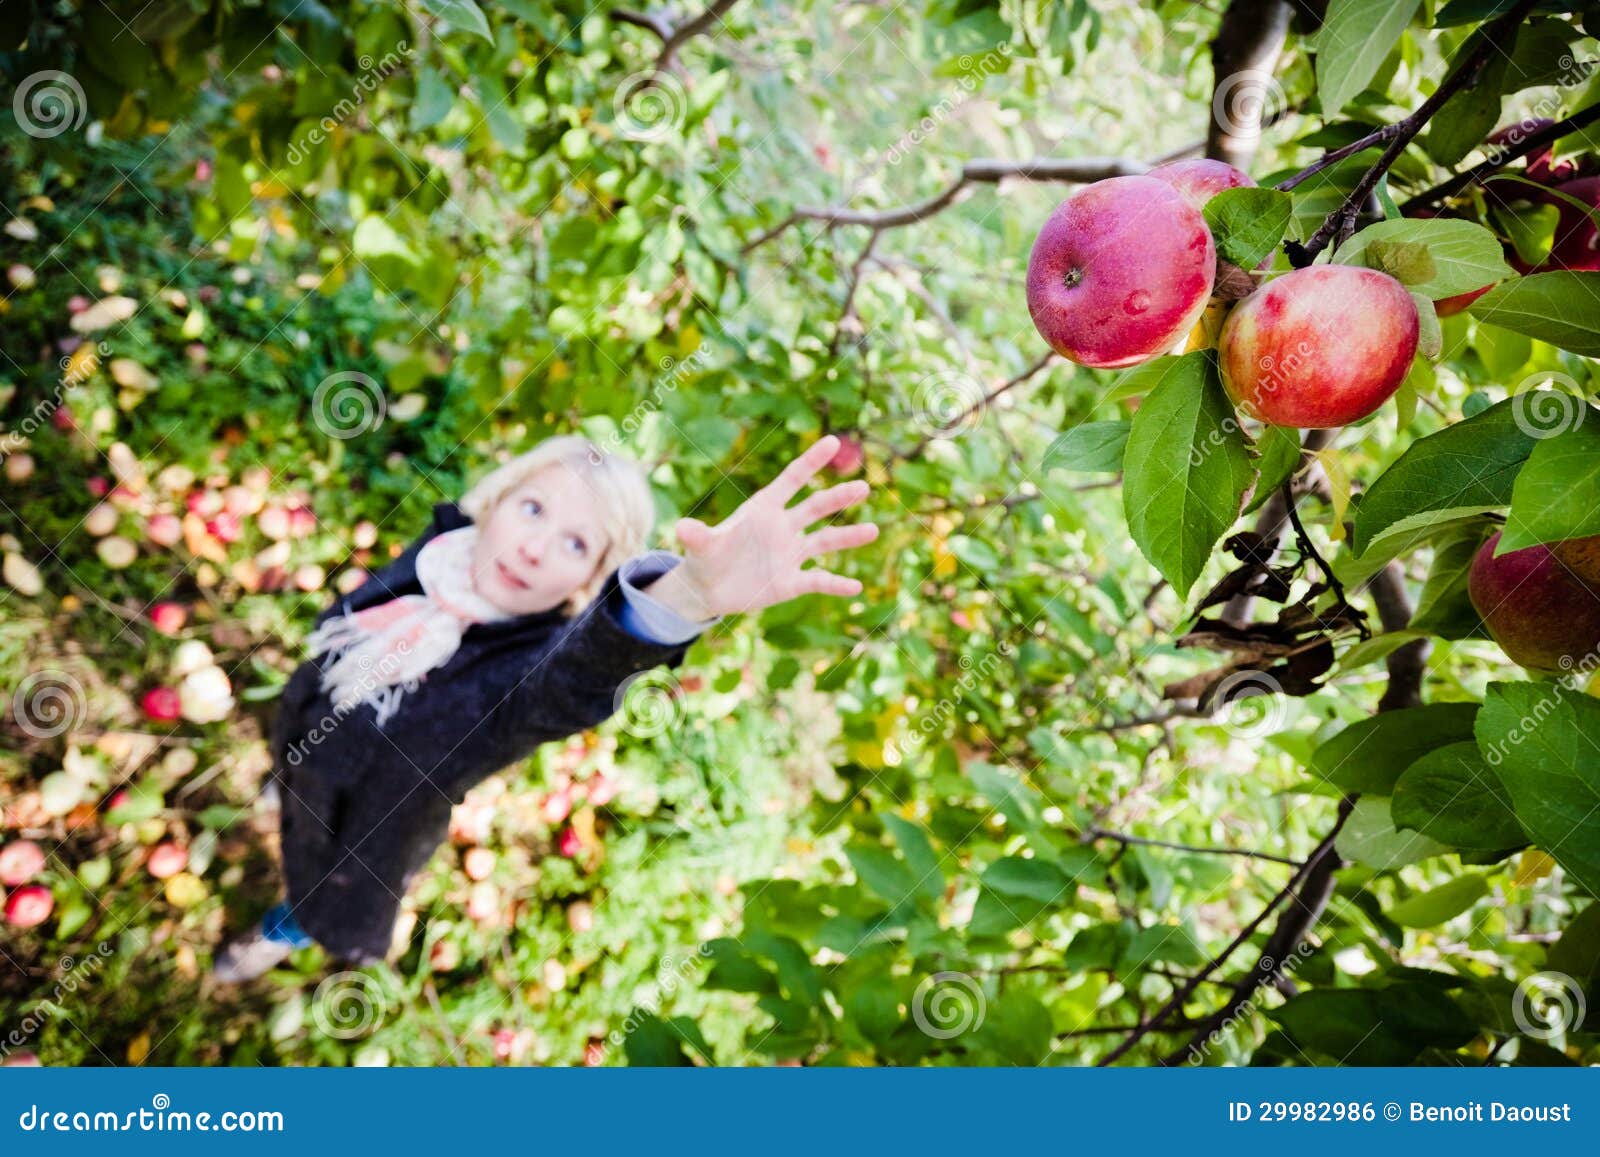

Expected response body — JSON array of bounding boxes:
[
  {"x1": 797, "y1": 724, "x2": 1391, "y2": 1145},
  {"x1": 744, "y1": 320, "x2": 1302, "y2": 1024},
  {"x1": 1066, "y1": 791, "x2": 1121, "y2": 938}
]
[
  {"x1": 1026, "y1": 175, "x2": 1216, "y2": 369},
  {"x1": 1534, "y1": 177, "x2": 1600, "y2": 273},
  {"x1": 141, "y1": 687, "x2": 182, "y2": 722},
  {"x1": 1469, "y1": 532, "x2": 1600, "y2": 673},
  {"x1": 1218, "y1": 265, "x2": 1419, "y2": 428},
  {"x1": 827, "y1": 435, "x2": 865, "y2": 476},
  {"x1": 4, "y1": 885, "x2": 53, "y2": 928}
]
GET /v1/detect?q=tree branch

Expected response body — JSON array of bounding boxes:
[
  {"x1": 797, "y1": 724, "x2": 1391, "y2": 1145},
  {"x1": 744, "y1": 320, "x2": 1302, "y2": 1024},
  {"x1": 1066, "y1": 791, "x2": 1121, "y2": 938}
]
[
  {"x1": 742, "y1": 156, "x2": 1155, "y2": 252},
  {"x1": 1205, "y1": 0, "x2": 1295, "y2": 170},
  {"x1": 1399, "y1": 102, "x2": 1600, "y2": 214},
  {"x1": 1085, "y1": 828, "x2": 1302, "y2": 867},
  {"x1": 1283, "y1": 0, "x2": 1541, "y2": 266},
  {"x1": 611, "y1": 0, "x2": 740, "y2": 79},
  {"x1": 901, "y1": 351, "x2": 1060, "y2": 458}
]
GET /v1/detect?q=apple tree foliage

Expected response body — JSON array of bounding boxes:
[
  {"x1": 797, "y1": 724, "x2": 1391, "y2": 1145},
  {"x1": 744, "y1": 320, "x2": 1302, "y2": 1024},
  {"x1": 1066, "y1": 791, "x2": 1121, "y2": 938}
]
[{"x1": 3, "y1": 0, "x2": 1600, "y2": 1066}]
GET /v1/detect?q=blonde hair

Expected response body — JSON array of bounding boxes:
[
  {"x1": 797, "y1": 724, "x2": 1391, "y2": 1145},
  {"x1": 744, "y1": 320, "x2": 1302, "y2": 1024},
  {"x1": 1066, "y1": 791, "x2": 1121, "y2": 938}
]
[{"x1": 458, "y1": 435, "x2": 656, "y2": 614}]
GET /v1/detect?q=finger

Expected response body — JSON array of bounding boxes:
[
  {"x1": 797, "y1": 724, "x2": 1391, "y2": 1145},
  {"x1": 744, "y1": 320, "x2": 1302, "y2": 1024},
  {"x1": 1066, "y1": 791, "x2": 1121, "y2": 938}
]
[
  {"x1": 790, "y1": 479, "x2": 869, "y2": 526},
  {"x1": 676, "y1": 516, "x2": 714, "y2": 554},
  {"x1": 763, "y1": 435, "x2": 840, "y2": 507},
  {"x1": 802, "y1": 522, "x2": 879, "y2": 559},
  {"x1": 795, "y1": 569, "x2": 863, "y2": 598}
]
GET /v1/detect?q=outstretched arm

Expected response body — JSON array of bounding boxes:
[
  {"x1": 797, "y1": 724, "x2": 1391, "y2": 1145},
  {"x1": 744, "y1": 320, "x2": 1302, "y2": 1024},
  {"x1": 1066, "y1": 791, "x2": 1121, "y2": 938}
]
[{"x1": 639, "y1": 434, "x2": 880, "y2": 622}]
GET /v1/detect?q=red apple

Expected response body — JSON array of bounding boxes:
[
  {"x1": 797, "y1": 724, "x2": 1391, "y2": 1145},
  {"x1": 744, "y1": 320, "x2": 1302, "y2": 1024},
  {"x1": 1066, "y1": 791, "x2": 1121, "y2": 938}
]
[
  {"x1": 1553, "y1": 537, "x2": 1600, "y2": 590},
  {"x1": 1026, "y1": 175, "x2": 1217, "y2": 369},
  {"x1": 1, "y1": 1051, "x2": 41, "y2": 1066},
  {"x1": 142, "y1": 687, "x2": 182, "y2": 722},
  {"x1": 1535, "y1": 177, "x2": 1600, "y2": 273},
  {"x1": 566, "y1": 900, "x2": 595, "y2": 933},
  {"x1": 462, "y1": 846, "x2": 495, "y2": 881},
  {"x1": 5, "y1": 885, "x2": 53, "y2": 928},
  {"x1": 1147, "y1": 159, "x2": 1255, "y2": 210},
  {"x1": 1218, "y1": 265, "x2": 1419, "y2": 428},
  {"x1": 827, "y1": 435, "x2": 865, "y2": 476},
  {"x1": 557, "y1": 827, "x2": 582, "y2": 858},
  {"x1": 149, "y1": 602, "x2": 187, "y2": 634},
  {"x1": 585, "y1": 773, "x2": 617, "y2": 808},
  {"x1": 146, "y1": 841, "x2": 188, "y2": 879},
  {"x1": 541, "y1": 789, "x2": 572, "y2": 826},
  {"x1": 146, "y1": 513, "x2": 182, "y2": 547},
  {"x1": 1469, "y1": 532, "x2": 1600, "y2": 672},
  {"x1": 1434, "y1": 284, "x2": 1494, "y2": 317},
  {"x1": 206, "y1": 512, "x2": 242, "y2": 543},
  {"x1": 0, "y1": 840, "x2": 45, "y2": 886}
]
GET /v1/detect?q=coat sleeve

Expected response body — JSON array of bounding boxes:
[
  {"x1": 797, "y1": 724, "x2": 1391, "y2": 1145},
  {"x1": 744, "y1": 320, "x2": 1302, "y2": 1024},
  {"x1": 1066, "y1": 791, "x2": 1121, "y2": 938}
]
[{"x1": 490, "y1": 562, "x2": 701, "y2": 741}]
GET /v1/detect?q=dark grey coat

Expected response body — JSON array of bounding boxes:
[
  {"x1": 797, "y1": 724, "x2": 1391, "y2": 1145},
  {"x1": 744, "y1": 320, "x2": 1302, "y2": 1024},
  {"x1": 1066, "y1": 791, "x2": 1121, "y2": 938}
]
[{"x1": 267, "y1": 500, "x2": 693, "y2": 962}]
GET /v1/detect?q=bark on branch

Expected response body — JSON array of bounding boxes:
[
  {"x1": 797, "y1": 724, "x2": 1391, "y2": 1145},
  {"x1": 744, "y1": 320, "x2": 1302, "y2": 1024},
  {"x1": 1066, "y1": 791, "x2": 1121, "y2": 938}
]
[
  {"x1": 611, "y1": 0, "x2": 740, "y2": 79},
  {"x1": 1205, "y1": 0, "x2": 1295, "y2": 170}
]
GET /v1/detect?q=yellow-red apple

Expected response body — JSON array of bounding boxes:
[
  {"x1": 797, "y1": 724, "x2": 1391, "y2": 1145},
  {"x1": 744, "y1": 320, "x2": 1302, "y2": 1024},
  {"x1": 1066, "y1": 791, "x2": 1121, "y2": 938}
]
[{"x1": 1218, "y1": 265, "x2": 1419, "y2": 428}]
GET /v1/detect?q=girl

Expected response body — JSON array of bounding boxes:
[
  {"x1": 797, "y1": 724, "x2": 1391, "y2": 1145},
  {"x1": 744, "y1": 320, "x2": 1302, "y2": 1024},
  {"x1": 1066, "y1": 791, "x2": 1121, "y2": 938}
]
[{"x1": 212, "y1": 433, "x2": 877, "y2": 981}]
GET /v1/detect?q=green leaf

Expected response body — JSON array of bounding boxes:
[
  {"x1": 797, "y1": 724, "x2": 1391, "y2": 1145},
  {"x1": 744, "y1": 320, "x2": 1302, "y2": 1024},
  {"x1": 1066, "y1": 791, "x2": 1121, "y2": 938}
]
[
  {"x1": 1202, "y1": 187, "x2": 1293, "y2": 269},
  {"x1": 1392, "y1": 741, "x2": 1524, "y2": 850},
  {"x1": 1122, "y1": 353, "x2": 1253, "y2": 601},
  {"x1": 420, "y1": 0, "x2": 493, "y2": 42},
  {"x1": 846, "y1": 842, "x2": 920, "y2": 907},
  {"x1": 882, "y1": 815, "x2": 945, "y2": 902},
  {"x1": 1309, "y1": 702, "x2": 1481, "y2": 793},
  {"x1": 1315, "y1": 0, "x2": 1423, "y2": 116},
  {"x1": 1411, "y1": 292, "x2": 1442, "y2": 361},
  {"x1": 1333, "y1": 218, "x2": 1514, "y2": 299},
  {"x1": 1350, "y1": 398, "x2": 1538, "y2": 558},
  {"x1": 1245, "y1": 424, "x2": 1302, "y2": 515},
  {"x1": 1469, "y1": 273, "x2": 1600, "y2": 357},
  {"x1": 1500, "y1": 424, "x2": 1600, "y2": 553},
  {"x1": 1548, "y1": 903, "x2": 1600, "y2": 982},
  {"x1": 1389, "y1": 874, "x2": 1490, "y2": 927},
  {"x1": 1042, "y1": 421, "x2": 1129, "y2": 473},
  {"x1": 1411, "y1": 522, "x2": 1492, "y2": 639},
  {"x1": 1478, "y1": 682, "x2": 1600, "y2": 897},
  {"x1": 1270, "y1": 984, "x2": 1470, "y2": 1064},
  {"x1": 1336, "y1": 797, "x2": 1452, "y2": 869},
  {"x1": 981, "y1": 855, "x2": 1070, "y2": 903},
  {"x1": 701, "y1": 939, "x2": 778, "y2": 994}
]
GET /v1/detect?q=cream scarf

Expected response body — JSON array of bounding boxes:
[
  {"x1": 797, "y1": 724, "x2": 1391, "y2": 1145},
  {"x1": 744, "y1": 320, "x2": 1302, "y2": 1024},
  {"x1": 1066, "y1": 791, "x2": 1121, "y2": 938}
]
[{"x1": 305, "y1": 525, "x2": 516, "y2": 729}]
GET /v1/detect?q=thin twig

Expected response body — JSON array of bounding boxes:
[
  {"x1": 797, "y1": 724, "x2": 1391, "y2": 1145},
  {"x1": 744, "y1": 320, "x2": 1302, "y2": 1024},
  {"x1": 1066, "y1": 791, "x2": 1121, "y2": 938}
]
[{"x1": 1085, "y1": 827, "x2": 1302, "y2": 866}]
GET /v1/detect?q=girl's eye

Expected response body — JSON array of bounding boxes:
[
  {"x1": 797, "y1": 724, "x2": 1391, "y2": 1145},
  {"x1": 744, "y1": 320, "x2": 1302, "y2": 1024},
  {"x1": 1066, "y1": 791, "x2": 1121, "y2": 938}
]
[
  {"x1": 566, "y1": 535, "x2": 587, "y2": 557},
  {"x1": 521, "y1": 498, "x2": 542, "y2": 518}
]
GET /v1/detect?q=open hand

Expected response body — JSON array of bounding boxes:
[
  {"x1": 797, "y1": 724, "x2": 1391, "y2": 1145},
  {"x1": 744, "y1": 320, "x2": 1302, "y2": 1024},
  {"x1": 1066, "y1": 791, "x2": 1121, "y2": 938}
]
[{"x1": 643, "y1": 435, "x2": 879, "y2": 620}]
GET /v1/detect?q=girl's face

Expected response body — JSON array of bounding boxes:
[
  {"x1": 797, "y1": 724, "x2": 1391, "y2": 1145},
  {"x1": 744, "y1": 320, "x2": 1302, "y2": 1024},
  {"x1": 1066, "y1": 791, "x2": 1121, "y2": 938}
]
[{"x1": 470, "y1": 462, "x2": 611, "y2": 616}]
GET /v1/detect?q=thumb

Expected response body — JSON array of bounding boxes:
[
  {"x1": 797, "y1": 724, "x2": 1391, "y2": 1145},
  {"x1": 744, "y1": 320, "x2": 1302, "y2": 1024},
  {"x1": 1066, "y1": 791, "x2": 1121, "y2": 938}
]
[{"x1": 676, "y1": 516, "x2": 713, "y2": 554}]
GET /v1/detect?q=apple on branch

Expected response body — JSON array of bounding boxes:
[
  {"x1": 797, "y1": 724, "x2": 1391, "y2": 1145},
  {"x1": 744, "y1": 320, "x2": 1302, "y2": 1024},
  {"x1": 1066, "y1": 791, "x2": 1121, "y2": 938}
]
[
  {"x1": 1025, "y1": 175, "x2": 1216, "y2": 369},
  {"x1": 1469, "y1": 532, "x2": 1600, "y2": 674},
  {"x1": 1217, "y1": 265, "x2": 1419, "y2": 428}
]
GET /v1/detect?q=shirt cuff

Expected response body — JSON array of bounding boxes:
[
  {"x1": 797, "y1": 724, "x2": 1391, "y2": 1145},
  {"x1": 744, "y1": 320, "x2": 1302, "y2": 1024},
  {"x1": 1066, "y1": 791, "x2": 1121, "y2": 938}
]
[{"x1": 616, "y1": 550, "x2": 720, "y2": 645}]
